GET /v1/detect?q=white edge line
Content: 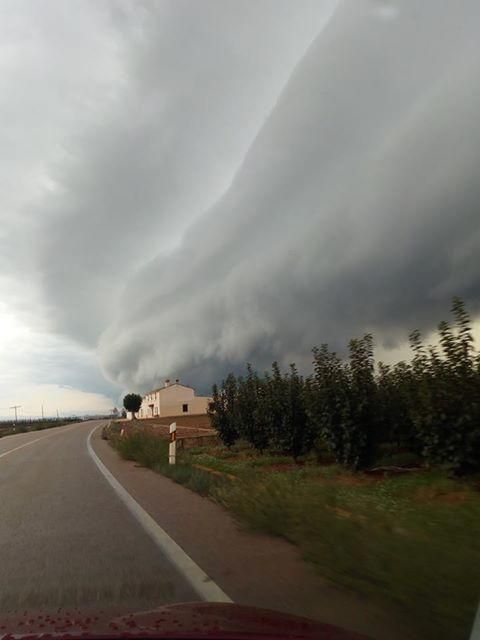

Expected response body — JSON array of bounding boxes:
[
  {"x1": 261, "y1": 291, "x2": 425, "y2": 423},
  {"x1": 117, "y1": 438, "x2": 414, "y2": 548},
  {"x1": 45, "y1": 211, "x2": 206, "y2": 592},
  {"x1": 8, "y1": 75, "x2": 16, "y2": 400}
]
[
  {"x1": 87, "y1": 424, "x2": 232, "y2": 604},
  {"x1": 0, "y1": 423, "x2": 81, "y2": 460},
  {"x1": 0, "y1": 437, "x2": 47, "y2": 459}
]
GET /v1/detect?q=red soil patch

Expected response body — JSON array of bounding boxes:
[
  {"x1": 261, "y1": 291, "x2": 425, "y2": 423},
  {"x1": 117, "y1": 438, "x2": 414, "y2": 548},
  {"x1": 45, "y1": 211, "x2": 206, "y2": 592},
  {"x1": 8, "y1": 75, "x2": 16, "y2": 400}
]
[
  {"x1": 331, "y1": 475, "x2": 372, "y2": 486},
  {"x1": 438, "y1": 492, "x2": 470, "y2": 504},
  {"x1": 262, "y1": 463, "x2": 303, "y2": 473},
  {"x1": 414, "y1": 485, "x2": 472, "y2": 504}
]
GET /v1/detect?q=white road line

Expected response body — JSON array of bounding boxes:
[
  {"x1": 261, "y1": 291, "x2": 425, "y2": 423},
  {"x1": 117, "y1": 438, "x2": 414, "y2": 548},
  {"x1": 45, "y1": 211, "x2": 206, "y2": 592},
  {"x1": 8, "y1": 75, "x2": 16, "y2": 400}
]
[
  {"x1": 0, "y1": 423, "x2": 81, "y2": 460},
  {"x1": 0, "y1": 437, "x2": 47, "y2": 459},
  {"x1": 86, "y1": 424, "x2": 232, "y2": 604}
]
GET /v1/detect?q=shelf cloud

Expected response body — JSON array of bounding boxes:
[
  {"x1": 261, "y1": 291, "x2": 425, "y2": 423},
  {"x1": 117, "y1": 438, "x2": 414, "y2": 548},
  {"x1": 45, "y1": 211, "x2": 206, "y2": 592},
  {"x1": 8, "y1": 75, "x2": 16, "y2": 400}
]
[
  {"x1": 1, "y1": 0, "x2": 479, "y2": 403},
  {"x1": 99, "y1": 0, "x2": 480, "y2": 389}
]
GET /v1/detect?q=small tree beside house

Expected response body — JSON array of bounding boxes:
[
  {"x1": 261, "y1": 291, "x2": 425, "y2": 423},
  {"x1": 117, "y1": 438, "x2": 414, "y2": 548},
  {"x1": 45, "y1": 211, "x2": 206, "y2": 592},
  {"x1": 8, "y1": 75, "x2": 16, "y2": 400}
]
[{"x1": 123, "y1": 393, "x2": 143, "y2": 420}]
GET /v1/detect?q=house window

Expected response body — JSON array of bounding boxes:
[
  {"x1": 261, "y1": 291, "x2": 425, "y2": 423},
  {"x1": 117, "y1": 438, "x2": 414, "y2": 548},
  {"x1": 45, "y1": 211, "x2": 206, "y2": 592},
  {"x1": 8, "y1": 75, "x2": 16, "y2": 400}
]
[{"x1": 182, "y1": 404, "x2": 188, "y2": 413}]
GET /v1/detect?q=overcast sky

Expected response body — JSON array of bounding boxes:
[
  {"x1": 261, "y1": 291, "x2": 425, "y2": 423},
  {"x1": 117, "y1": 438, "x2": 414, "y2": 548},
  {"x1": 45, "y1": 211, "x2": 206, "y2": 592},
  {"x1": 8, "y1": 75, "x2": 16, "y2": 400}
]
[{"x1": 1, "y1": 0, "x2": 479, "y2": 416}]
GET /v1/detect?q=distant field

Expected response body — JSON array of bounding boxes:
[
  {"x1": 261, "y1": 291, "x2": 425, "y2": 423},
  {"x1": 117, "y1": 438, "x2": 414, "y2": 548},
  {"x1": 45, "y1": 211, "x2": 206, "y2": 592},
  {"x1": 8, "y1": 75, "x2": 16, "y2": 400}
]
[
  {"x1": 0, "y1": 418, "x2": 78, "y2": 437},
  {"x1": 106, "y1": 427, "x2": 480, "y2": 640}
]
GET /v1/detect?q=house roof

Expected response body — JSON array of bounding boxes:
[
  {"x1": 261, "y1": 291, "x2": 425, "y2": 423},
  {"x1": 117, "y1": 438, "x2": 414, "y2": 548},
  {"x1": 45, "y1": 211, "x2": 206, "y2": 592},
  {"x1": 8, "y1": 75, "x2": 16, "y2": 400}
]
[{"x1": 145, "y1": 383, "x2": 194, "y2": 395}]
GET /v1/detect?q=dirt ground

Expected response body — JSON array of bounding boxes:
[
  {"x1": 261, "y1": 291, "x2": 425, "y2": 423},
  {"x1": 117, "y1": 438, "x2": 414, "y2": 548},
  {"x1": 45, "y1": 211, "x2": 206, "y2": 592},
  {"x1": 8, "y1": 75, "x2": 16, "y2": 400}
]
[
  {"x1": 118, "y1": 417, "x2": 215, "y2": 440},
  {"x1": 134, "y1": 414, "x2": 213, "y2": 430}
]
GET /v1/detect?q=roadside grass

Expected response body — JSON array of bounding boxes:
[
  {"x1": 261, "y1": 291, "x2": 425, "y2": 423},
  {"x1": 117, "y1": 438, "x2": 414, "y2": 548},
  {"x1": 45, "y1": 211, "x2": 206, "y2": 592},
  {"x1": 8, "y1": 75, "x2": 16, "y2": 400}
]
[
  {"x1": 110, "y1": 431, "x2": 480, "y2": 640},
  {"x1": 217, "y1": 472, "x2": 480, "y2": 640},
  {"x1": 114, "y1": 431, "x2": 222, "y2": 496}
]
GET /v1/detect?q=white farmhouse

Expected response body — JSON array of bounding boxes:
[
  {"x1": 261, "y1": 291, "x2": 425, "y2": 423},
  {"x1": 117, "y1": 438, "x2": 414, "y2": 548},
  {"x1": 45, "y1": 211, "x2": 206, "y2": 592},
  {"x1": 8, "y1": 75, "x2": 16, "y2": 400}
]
[{"x1": 137, "y1": 379, "x2": 212, "y2": 419}]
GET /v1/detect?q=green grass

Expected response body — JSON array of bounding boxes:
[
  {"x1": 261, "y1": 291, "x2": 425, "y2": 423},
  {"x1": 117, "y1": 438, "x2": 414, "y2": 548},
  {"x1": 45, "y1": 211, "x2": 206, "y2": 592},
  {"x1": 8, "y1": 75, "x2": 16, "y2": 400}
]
[
  {"x1": 216, "y1": 472, "x2": 480, "y2": 640},
  {"x1": 115, "y1": 430, "x2": 168, "y2": 467},
  {"x1": 110, "y1": 431, "x2": 480, "y2": 640},
  {"x1": 114, "y1": 431, "x2": 224, "y2": 495}
]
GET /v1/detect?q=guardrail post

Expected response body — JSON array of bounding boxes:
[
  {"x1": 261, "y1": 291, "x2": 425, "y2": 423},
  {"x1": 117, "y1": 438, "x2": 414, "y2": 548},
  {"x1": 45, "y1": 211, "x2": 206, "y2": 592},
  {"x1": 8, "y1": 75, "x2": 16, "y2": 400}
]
[{"x1": 169, "y1": 422, "x2": 177, "y2": 465}]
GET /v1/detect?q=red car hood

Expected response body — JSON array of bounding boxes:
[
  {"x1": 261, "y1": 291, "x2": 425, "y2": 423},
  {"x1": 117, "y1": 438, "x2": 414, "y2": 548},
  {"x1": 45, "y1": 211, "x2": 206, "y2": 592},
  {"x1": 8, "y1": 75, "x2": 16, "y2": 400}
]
[{"x1": 0, "y1": 602, "x2": 370, "y2": 639}]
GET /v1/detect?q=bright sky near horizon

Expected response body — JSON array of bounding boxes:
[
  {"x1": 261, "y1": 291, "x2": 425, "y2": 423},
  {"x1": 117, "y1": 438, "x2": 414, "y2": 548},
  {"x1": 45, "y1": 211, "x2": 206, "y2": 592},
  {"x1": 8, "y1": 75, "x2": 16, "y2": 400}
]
[{"x1": 0, "y1": 0, "x2": 479, "y2": 418}]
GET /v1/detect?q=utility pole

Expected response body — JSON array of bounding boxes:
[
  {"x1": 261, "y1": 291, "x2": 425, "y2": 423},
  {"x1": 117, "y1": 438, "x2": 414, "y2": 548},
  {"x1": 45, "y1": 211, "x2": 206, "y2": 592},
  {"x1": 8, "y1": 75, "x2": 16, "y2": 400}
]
[
  {"x1": 10, "y1": 405, "x2": 21, "y2": 424},
  {"x1": 56, "y1": 409, "x2": 59, "y2": 419},
  {"x1": 41, "y1": 405, "x2": 44, "y2": 419}
]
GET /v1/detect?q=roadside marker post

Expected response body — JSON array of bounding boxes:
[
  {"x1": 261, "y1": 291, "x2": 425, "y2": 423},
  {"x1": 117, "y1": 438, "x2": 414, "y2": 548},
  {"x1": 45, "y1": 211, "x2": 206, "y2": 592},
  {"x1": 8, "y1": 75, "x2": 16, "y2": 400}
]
[{"x1": 169, "y1": 422, "x2": 177, "y2": 465}]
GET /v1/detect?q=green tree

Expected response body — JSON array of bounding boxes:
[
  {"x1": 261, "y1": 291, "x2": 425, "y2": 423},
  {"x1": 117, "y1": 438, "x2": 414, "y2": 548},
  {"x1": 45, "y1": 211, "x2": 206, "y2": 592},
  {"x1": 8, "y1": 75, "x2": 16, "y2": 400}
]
[
  {"x1": 409, "y1": 298, "x2": 480, "y2": 473},
  {"x1": 309, "y1": 344, "x2": 350, "y2": 465},
  {"x1": 123, "y1": 393, "x2": 142, "y2": 419},
  {"x1": 252, "y1": 371, "x2": 275, "y2": 450},
  {"x1": 309, "y1": 336, "x2": 379, "y2": 470},
  {"x1": 376, "y1": 360, "x2": 418, "y2": 452},
  {"x1": 237, "y1": 365, "x2": 269, "y2": 451},
  {"x1": 267, "y1": 362, "x2": 288, "y2": 452},
  {"x1": 346, "y1": 334, "x2": 378, "y2": 469},
  {"x1": 269, "y1": 364, "x2": 312, "y2": 458},
  {"x1": 209, "y1": 377, "x2": 239, "y2": 447},
  {"x1": 209, "y1": 297, "x2": 479, "y2": 474}
]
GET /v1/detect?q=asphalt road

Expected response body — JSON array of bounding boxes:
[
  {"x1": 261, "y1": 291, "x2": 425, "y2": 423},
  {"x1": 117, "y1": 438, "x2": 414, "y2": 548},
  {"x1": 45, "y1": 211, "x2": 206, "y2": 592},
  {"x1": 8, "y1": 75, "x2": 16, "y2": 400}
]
[{"x1": 0, "y1": 421, "x2": 197, "y2": 613}]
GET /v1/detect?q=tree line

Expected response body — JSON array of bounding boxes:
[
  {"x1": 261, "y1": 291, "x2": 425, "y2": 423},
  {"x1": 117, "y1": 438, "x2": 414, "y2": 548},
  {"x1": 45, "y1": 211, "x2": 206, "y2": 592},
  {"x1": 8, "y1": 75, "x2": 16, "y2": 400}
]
[{"x1": 209, "y1": 298, "x2": 480, "y2": 474}]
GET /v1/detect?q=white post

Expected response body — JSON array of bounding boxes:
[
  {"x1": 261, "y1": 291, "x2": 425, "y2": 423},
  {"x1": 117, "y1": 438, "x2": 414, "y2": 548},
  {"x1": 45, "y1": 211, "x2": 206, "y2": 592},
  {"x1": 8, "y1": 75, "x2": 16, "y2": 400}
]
[{"x1": 169, "y1": 422, "x2": 177, "y2": 465}]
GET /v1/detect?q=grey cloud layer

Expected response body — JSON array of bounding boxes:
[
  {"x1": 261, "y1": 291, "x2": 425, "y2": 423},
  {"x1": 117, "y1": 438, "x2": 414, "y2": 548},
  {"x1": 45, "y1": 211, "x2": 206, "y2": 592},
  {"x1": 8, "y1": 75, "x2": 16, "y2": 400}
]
[
  {"x1": 99, "y1": 0, "x2": 480, "y2": 390},
  {"x1": 2, "y1": 0, "x2": 478, "y2": 398},
  {"x1": 29, "y1": 0, "x2": 333, "y2": 345}
]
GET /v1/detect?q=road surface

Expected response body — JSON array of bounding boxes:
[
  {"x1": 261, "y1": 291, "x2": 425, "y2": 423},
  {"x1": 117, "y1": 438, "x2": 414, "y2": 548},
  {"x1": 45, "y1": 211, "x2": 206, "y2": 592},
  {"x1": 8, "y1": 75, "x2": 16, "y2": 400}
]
[{"x1": 0, "y1": 421, "x2": 197, "y2": 613}]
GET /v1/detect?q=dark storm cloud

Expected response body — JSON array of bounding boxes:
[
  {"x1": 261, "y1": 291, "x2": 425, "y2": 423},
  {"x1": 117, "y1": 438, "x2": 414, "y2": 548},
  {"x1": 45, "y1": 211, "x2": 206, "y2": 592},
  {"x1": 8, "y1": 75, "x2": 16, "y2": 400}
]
[
  {"x1": 1, "y1": 0, "x2": 479, "y2": 399},
  {"x1": 99, "y1": 0, "x2": 480, "y2": 390},
  {"x1": 0, "y1": 0, "x2": 335, "y2": 401},
  {"x1": 30, "y1": 0, "x2": 333, "y2": 344}
]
